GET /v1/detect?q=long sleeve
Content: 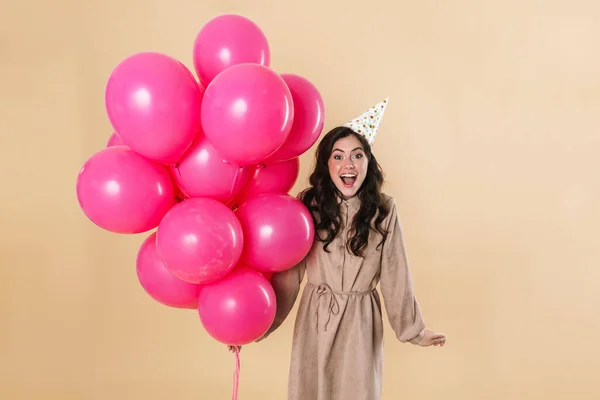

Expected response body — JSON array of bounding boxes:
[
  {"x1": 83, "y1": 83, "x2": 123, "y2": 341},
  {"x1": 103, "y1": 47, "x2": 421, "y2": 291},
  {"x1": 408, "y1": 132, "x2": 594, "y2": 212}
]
[
  {"x1": 256, "y1": 258, "x2": 306, "y2": 341},
  {"x1": 379, "y1": 198, "x2": 426, "y2": 344}
]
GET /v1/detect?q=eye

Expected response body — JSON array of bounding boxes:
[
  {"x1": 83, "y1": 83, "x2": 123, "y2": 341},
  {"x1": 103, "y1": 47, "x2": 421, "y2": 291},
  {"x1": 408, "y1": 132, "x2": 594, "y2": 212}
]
[
  {"x1": 353, "y1": 153, "x2": 363, "y2": 159},
  {"x1": 333, "y1": 155, "x2": 343, "y2": 160}
]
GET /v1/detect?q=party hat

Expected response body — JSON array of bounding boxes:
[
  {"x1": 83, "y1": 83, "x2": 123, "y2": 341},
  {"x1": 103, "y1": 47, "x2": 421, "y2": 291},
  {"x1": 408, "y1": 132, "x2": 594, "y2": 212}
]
[{"x1": 343, "y1": 98, "x2": 388, "y2": 146}]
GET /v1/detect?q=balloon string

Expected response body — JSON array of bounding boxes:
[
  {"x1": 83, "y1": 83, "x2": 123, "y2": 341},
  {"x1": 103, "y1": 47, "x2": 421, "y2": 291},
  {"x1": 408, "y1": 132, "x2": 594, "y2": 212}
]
[
  {"x1": 232, "y1": 349, "x2": 241, "y2": 400},
  {"x1": 230, "y1": 168, "x2": 242, "y2": 200}
]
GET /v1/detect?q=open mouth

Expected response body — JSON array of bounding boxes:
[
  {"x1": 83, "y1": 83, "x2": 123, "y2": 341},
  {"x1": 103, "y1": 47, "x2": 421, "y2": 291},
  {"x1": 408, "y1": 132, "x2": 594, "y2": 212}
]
[{"x1": 340, "y1": 173, "x2": 357, "y2": 188}]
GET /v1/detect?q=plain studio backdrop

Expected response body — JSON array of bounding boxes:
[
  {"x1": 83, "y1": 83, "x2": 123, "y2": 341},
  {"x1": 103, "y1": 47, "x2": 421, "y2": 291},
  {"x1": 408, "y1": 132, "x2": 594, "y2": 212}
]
[{"x1": 1, "y1": 0, "x2": 599, "y2": 399}]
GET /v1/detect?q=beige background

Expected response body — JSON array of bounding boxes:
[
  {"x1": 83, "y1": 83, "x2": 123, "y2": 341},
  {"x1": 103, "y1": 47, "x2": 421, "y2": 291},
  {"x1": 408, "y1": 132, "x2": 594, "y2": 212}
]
[{"x1": 1, "y1": 0, "x2": 599, "y2": 399}]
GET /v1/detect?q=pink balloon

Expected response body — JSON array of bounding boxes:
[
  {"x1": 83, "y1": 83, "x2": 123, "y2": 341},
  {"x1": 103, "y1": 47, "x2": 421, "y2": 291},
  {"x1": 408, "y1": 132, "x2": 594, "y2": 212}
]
[
  {"x1": 156, "y1": 198, "x2": 243, "y2": 284},
  {"x1": 201, "y1": 63, "x2": 294, "y2": 166},
  {"x1": 106, "y1": 132, "x2": 124, "y2": 147},
  {"x1": 105, "y1": 133, "x2": 187, "y2": 202},
  {"x1": 76, "y1": 146, "x2": 176, "y2": 234},
  {"x1": 172, "y1": 135, "x2": 253, "y2": 204},
  {"x1": 198, "y1": 266, "x2": 276, "y2": 345},
  {"x1": 105, "y1": 52, "x2": 204, "y2": 164},
  {"x1": 235, "y1": 193, "x2": 314, "y2": 273},
  {"x1": 258, "y1": 270, "x2": 273, "y2": 281},
  {"x1": 193, "y1": 14, "x2": 270, "y2": 87},
  {"x1": 136, "y1": 232, "x2": 201, "y2": 309},
  {"x1": 265, "y1": 74, "x2": 325, "y2": 163},
  {"x1": 232, "y1": 158, "x2": 299, "y2": 207}
]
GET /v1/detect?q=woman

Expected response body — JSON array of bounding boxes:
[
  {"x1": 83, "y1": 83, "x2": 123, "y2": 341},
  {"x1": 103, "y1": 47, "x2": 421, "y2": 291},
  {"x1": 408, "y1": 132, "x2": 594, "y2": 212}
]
[{"x1": 236, "y1": 125, "x2": 446, "y2": 399}]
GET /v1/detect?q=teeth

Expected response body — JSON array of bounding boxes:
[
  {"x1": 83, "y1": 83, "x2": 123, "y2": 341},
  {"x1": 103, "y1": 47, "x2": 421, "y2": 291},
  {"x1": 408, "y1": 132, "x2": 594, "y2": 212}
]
[{"x1": 341, "y1": 174, "x2": 357, "y2": 178}]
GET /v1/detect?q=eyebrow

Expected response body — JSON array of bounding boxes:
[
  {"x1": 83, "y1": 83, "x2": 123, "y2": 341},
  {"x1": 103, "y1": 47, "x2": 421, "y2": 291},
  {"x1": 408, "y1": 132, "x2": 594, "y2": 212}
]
[{"x1": 332, "y1": 147, "x2": 364, "y2": 153}]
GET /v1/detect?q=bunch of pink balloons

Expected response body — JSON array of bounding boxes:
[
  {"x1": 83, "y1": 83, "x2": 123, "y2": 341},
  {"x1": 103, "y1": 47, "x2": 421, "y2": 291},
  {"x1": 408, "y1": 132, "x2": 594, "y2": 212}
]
[{"x1": 75, "y1": 14, "x2": 323, "y2": 346}]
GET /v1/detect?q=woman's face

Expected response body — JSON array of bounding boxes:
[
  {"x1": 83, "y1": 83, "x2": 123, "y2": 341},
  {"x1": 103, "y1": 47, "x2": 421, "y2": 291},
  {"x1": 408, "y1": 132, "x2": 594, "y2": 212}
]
[{"x1": 327, "y1": 135, "x2": 369, "y2": 198}]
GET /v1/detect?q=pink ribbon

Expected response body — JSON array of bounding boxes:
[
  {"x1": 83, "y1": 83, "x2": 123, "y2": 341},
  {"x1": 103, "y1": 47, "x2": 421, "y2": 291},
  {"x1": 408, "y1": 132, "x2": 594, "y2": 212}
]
[{"x1": 232, "y1": 348, "x2": 241, "y2": 400}]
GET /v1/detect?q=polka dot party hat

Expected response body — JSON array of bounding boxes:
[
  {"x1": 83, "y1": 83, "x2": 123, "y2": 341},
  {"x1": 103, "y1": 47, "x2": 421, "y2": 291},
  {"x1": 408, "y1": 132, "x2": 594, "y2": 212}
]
[{"x1": 343, "y1": 98, "x2": 388, "y2": 146}]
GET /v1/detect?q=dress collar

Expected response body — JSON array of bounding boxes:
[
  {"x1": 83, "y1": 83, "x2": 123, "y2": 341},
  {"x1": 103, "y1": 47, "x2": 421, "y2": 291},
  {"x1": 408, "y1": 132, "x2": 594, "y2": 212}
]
[{"x1": 338, "y1": 194, "x2": 361, "y2": 209}]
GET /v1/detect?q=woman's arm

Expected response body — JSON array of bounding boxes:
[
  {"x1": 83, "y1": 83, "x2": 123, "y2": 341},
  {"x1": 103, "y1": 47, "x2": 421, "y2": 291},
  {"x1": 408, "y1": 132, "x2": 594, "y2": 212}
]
[
  {"x1": 379, "y1": 198, "x2": 426, "y2": 344},
  {"x1": 256, "y1": 259, "x2": 306, "y2": 341}
]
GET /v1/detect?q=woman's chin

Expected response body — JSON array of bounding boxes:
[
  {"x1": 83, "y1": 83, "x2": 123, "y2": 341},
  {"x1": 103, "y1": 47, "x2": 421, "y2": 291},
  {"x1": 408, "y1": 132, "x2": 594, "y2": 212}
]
[{"x1": 335, "y1": 184, "x2": 359, "y2": 198}]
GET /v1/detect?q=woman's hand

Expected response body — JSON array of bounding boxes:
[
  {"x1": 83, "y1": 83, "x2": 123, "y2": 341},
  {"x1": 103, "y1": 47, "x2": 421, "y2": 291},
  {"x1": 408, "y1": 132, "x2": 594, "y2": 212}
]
[
  {"x1": 417, "y1": 329, "x2": 446, "y2": 347},
  {"x1": 228, "y1": 345, "x2": 242, "y2": 353}
]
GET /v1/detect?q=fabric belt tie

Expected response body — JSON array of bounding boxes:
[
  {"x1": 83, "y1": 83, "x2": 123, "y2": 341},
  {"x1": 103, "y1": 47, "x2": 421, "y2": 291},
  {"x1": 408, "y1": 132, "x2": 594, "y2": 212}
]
[{"x1": 309, "y1": 283, "x2": 375, "y2": 332}]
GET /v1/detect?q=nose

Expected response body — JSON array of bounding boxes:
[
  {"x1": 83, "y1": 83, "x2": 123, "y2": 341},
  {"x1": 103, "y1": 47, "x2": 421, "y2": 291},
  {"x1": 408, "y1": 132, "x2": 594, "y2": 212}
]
[{"x1": 344, "y1": 158, "x2": 355, "y2": 168}]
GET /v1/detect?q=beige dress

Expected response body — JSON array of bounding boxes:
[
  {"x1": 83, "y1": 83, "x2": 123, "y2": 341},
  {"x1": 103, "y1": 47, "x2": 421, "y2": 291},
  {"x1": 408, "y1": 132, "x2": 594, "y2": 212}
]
[{"x1": 260, "y1": 194, "x2": 425, "y2": 400}]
